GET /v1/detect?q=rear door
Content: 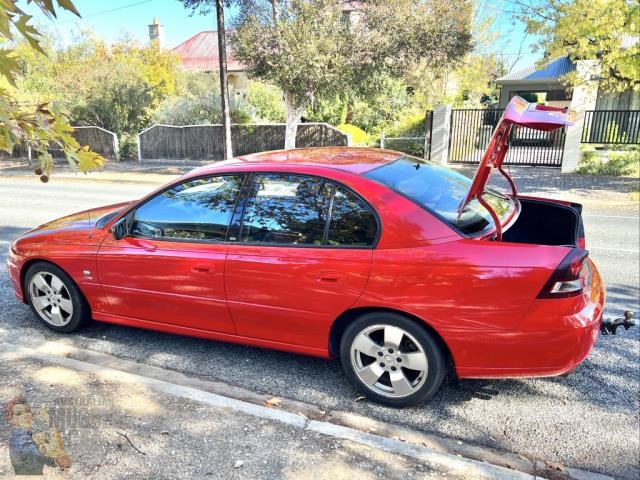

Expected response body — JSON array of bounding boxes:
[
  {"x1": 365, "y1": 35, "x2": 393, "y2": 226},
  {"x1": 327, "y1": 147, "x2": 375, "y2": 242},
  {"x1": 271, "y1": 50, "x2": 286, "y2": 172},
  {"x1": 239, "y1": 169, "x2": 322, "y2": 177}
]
[
  {"x1": 224, "y1": 173, "x2": 377, "y2": 350},
  {"x1": 97, "y1": 174, "x2": 246, "y2": 333}
]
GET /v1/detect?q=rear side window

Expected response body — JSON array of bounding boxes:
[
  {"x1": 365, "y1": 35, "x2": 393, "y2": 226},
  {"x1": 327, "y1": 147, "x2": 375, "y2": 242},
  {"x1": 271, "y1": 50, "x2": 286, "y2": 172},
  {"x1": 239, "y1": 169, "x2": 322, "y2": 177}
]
[
  {"x1": 365, "y1": 156, "x2": 515, "y2": 236},
  {"x1": 327, "y1": 186, "x2": 377, "y2": 246},
  {"x1": 240, "y1": 174, "x2": 330, "y2": 245},
  {"x1": 239, "y1": 173, "x2": 377, "y2": 247},
  {"x1": 132, "y1": 175, "x2": 244, "y2": 241}
]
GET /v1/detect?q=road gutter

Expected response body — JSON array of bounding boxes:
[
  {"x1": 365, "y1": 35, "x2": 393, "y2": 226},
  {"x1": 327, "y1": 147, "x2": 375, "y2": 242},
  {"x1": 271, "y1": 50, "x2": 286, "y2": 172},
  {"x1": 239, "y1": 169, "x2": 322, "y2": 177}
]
[{"x1": 0, "y1": 338, "x2": 614, "y2": 480}]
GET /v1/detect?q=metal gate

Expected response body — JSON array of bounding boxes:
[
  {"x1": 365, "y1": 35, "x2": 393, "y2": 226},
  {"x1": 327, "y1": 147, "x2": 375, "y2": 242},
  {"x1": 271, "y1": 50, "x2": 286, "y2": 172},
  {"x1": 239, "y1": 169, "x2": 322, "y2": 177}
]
[{"x1": 449, "y1": 109, "x2": 566, "y2": 166}]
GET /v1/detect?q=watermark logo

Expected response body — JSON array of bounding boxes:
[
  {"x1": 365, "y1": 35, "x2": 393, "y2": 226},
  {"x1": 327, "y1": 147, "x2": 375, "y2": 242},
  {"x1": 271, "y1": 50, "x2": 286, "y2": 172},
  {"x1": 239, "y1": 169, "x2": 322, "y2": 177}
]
[{"x1": 4, "y1": 394, "x2": 116, "y2": 476}]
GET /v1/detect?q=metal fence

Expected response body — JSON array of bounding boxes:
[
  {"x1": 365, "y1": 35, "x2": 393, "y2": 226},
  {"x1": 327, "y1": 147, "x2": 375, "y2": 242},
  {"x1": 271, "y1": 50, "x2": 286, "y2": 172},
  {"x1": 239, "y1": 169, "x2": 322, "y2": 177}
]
[
  {"x1": 138, "y1": 123, "x2": 349, "y2": 161},
  {"x1": 581, "y1": 110, "x2": 640, "y2": 144},
  {"x1": 448, "y1": 108, "x2": 566, "y2": 166},
  {"x1": 379, "y1": 111, "x2": 433, "y2": 159}
]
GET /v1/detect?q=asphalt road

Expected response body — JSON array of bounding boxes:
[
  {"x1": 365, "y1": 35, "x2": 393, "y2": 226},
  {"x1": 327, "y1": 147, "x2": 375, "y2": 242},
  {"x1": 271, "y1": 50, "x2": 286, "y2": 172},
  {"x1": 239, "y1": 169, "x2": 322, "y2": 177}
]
[{"x1": 1, "y1": 178, "x2": 638, "y2": 479}]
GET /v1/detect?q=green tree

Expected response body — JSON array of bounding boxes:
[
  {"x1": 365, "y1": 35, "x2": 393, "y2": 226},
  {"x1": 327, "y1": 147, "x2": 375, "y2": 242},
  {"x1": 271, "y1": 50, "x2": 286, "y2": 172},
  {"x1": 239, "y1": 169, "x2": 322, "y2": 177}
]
[
  {"x1": 15, "y1": 32, "x2": 180, "y2": 161},
  {"x1": 231, "y1": 0, "x2": 357, "y2": 149},
  {"x1": 518, "y1": 0, "x2": 639, "y2": 91},
  {"x1": 231, "y1": 0, "x2": 473, "y2": 149},
  {"x1": 0, "y1": 0, "x2": 104, "y2": 179}
]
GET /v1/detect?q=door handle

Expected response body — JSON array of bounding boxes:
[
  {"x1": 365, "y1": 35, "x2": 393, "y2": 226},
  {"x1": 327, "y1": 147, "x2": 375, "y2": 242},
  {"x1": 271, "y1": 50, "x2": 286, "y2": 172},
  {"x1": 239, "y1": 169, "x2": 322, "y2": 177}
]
[
  {"x1": 317, "y1": 271, "x2": 341, "y2": 283},
  {"x1": 192, "y1": 264, "x2": 215, "y2": 275}
]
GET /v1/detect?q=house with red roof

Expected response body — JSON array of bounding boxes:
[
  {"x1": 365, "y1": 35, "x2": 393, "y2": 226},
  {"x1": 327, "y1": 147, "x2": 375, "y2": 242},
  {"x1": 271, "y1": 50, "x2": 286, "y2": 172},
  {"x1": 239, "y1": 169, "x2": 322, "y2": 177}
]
[{"x1": 148, "y1": 19, "x2": 249, "y2": 93}]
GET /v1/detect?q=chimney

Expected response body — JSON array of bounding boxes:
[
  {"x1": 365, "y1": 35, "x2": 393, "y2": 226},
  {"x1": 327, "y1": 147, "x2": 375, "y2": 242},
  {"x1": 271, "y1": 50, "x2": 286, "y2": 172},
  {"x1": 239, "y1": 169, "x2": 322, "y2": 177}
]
[{"x1": 148, "y1": 18, "x2": 165, "y2": 48}]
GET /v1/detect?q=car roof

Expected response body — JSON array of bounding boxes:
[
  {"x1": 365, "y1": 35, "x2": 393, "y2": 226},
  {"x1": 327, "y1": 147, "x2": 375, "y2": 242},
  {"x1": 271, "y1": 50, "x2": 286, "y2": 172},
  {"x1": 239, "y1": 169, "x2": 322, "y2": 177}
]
[{"x1": 190, "y1": 147, "x2": 403, "y2": 176}]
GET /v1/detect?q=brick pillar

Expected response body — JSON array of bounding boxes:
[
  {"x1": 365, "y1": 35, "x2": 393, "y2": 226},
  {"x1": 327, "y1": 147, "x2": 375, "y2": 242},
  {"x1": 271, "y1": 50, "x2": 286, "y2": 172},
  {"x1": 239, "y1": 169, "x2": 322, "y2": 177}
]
[
  {"x1": 561, "y1": 61, "x2": 599, "y2": 173},
  {"x1": 430, "y1": 104, "x2": 452, "y2": 165}
]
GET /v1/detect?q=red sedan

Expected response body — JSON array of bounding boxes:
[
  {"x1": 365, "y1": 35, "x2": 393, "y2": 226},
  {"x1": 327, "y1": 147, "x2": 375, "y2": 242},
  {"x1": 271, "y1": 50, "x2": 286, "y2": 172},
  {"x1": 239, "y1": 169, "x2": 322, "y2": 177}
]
[{"x1": 7, "y1": 98, "x2": 605, "y2": 407}]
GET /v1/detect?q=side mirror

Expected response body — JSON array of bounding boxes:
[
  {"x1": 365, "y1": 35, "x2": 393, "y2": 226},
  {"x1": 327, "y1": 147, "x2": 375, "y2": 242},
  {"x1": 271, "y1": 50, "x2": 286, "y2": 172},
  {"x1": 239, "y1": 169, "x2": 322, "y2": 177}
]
[{"x1": 111, "y1": 217, "x2": 129, "y2": 240}]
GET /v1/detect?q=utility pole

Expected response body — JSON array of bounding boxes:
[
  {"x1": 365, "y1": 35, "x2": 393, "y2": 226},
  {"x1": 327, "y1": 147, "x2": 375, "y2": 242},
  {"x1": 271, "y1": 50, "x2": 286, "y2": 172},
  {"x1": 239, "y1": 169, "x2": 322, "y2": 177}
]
[{"x1": 215, "y1": 0, "x2": 233, "y2": 159}]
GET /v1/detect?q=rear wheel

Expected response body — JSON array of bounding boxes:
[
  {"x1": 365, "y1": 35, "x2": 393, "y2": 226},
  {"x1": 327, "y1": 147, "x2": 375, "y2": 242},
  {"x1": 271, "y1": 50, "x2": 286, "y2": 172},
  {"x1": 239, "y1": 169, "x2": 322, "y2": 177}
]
[
  {"x1": 340, "y1": 312, "x2": 446, "y2": 407},
  {"x1": 24, "y1": 262, "x2": 90, "y2": 333}
]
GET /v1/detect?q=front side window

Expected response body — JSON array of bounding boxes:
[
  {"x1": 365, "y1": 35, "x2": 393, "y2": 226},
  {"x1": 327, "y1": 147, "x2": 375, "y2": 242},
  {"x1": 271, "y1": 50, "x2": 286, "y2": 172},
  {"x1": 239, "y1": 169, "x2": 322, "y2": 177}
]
[
  {"x1": 240, "y1": 174, "x2": 331, "y2": 245},
  {"x1": 132, "y1": 175, "x2": 244, "y2": 241}
]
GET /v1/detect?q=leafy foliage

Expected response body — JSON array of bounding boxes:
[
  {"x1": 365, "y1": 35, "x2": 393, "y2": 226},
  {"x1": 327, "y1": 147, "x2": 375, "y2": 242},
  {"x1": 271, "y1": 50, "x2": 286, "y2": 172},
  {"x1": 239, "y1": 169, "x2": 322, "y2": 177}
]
[
  {"x1": 153, "y1": 72, "x2": 252, "y2": 125},
  {"x1": 118, "y1": 134, "x2": 139, "y2": 162},
  {"x1": 361, "y1": 0, "x2": 474, "y2": 76},
  {"x1": 305, "y1": 94, "x2": 348, "y2": 127},
  {"x1": 14, "y1": 32, "x2": 181, "y2": 163},
  {"x1": 246, "y1": 81, "x2": 285, "y2": 122},
  {"x1": 385, "y1": 112, "x2": 430, "y2": 138},
  {"x1": 16, "y1": 33, "x2": 180, "y2": 136},
  {"x1": 578, "y1": 145, "x2": 640, "y2": 176},
  {"x1": 305, "y1": 74, "x2": 416, "y2": 135},
  {"x1": 336, "y1": 124, "x2": 371, "y2": 146},
  {"x1": 518, "y1": 0, "x2": 640, "y2": 91},
  {"x1": 446, "y1": 55, "x2": 505, "y2": 107},
  {"x1": 231, "y1": 0, "x2": 357, "y2": 109},
  {"x1": 0, "y1": 0, "x2": 104, "y2": 177},
  {"x1": 230, "y1": 0, "x2": 473, "y2": 148}
]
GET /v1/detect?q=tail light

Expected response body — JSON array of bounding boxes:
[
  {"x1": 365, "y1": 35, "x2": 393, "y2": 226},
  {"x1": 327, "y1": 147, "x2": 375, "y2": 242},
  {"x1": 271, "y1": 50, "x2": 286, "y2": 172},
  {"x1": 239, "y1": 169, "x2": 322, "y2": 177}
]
[{"x1": 538, "y1": 249, "x2": 592, "y2": 299}]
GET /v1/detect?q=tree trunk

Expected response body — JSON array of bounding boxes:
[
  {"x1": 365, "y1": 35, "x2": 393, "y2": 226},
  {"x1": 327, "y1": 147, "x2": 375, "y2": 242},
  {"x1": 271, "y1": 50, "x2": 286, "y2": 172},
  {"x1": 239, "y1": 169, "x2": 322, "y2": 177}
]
[
  {"x1": 284, "y1": 92, "x2": 304, "y2": 150},
  {"x1": 215, "y1": 0, "x2": 233, "y2": 160},
  {"x1": 270, "y1": 0, "x2": 280, "y2": 24}
]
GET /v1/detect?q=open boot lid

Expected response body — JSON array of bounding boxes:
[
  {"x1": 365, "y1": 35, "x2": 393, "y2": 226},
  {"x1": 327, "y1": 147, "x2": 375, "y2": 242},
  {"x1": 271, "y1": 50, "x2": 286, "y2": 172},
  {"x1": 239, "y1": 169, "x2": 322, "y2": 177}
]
[{"x1": 457, "y1": 96, "x2": 575, "y2": 239}]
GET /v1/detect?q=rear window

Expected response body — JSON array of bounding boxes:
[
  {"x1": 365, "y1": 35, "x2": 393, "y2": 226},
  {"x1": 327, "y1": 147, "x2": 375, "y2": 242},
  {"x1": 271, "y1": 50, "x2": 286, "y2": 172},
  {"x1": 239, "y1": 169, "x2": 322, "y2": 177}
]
[{"x1": 364, "y1": 156, "x2": 515, "y2": 235}]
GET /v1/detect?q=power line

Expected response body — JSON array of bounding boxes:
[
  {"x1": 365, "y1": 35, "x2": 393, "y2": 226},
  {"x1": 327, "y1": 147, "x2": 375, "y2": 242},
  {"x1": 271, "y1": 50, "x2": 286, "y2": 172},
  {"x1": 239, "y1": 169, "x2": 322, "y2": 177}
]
[
  {"x1": 474, "y1": 52, "x2": 542, "y2": 56},
  {"x1": 53, "y1": 0, "x2": 155, "y2": 25}
]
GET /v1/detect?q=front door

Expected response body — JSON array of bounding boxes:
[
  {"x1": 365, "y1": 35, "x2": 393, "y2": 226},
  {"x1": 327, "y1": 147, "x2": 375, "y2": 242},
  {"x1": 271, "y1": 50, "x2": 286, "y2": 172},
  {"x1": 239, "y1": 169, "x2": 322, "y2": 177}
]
[
  {"x1": 225, "y1": 173, "x2": 378, "y2": 350},
  {"x1": 97, "y1": 174, "x2": 246, "y2": 333}
]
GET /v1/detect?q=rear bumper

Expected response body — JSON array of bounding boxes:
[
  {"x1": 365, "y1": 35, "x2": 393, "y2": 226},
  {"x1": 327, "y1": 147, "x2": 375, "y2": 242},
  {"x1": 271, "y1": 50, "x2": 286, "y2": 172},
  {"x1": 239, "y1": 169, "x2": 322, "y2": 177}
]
[{"x1": 452, "y1": 259, "x2": 605, "y2": 378}]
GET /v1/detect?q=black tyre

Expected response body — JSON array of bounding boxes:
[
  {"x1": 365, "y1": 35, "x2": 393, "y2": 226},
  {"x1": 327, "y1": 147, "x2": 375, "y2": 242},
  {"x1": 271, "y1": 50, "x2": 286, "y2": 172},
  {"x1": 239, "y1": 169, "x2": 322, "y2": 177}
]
[
  {"x1": 24, "y1": 261, "x2": 91, "y2": 333},
  {"x1": 340, "y1": 312, "x2": 446, "y2": 407}
]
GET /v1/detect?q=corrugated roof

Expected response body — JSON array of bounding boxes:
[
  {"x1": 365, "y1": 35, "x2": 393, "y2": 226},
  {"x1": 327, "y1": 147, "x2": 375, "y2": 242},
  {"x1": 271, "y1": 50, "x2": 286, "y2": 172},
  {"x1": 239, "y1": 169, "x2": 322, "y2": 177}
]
[
  {"x1": 172, "y1": 31, "x2": 245, "y2": 72},
  {"x1": 497, "y1": 56, "x2": 576, "y2": 83}
]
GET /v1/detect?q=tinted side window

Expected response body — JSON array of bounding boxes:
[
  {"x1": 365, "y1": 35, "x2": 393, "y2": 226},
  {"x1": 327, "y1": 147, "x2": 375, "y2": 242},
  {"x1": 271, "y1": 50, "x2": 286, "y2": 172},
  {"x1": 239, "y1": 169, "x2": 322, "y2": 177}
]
[
  {"x1": 132, "y1": 175, "x2": 244, "y2": 241},
  {"x1": 240, "y1": 174, "x2": 331, "y2": 245},
  {"x1": 328, "y1": 186, "x2": 377, "y2": 246}
]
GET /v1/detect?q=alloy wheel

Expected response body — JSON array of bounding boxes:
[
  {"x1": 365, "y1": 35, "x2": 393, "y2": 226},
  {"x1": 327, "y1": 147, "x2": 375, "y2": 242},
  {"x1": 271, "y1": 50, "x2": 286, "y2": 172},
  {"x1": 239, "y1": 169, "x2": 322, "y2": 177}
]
[
  {"x1": 28, "y1": 271, "x2": 74, "y2": 327},
  {"x1": 350, "y1": 324, "x2": 428, "y2": 398}
]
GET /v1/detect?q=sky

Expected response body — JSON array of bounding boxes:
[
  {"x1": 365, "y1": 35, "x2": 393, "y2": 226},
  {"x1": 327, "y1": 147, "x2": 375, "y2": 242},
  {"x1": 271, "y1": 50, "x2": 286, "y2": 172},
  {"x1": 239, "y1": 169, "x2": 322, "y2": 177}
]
[{"x1": 24, "y1": 0, "x2": 544, "y2": 73}]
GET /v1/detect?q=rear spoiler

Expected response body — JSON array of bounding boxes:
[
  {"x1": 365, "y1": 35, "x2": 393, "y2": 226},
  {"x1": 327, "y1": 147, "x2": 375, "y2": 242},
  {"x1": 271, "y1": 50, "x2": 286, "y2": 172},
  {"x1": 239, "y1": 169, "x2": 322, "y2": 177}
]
[
  {"x1": 503, "y1": 96, "x2": 575, "y2": 131},
  {"x1": 457, "y1": 96, "x2": 575, "y2": 241}
]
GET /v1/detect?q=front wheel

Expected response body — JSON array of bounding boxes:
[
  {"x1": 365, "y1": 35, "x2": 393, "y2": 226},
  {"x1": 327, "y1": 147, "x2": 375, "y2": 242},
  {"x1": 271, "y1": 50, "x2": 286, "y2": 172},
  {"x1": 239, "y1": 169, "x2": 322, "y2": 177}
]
[
  {"x1": 340, "y1": 312, "x2": 446, "y2": 407},
  {"x1": 24, "y1": 262, "x2": 90, "y2": 333}
]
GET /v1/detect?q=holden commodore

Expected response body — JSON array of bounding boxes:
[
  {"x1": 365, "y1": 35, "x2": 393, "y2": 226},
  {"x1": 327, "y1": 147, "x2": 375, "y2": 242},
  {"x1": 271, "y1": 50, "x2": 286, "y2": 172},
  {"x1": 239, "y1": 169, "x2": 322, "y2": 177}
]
[{"x1": 7, "y1": 97, "x2": 605, "y2": 407}]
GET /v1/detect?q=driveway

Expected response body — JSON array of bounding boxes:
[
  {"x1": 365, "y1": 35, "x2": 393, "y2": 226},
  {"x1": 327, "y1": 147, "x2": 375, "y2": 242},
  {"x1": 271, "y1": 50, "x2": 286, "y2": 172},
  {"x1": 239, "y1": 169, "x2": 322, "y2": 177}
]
[{"x1": 1, "y1": 175, "x2": 638, "y2": 479}]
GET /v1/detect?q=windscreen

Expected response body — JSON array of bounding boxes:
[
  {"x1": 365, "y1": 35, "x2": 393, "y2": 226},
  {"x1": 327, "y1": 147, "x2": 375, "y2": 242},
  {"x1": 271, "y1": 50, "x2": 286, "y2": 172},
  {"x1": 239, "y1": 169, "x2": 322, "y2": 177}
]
[{"x1": 365, "y1": 156, "x2": 515, "y2": 236}]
